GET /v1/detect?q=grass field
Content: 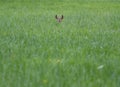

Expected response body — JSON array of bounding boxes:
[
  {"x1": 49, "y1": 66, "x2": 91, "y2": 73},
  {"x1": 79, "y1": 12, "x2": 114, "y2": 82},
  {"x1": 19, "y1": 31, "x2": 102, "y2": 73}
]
[{"x1": 0, "y1": 0, "x2": 120, "y2": 87}]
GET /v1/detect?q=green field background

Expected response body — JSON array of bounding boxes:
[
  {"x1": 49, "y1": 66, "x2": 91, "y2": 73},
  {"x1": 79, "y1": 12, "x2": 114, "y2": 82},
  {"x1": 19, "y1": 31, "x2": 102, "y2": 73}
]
[{"x1": 0, "y1": 0, "x2": 120, "y2": 87}]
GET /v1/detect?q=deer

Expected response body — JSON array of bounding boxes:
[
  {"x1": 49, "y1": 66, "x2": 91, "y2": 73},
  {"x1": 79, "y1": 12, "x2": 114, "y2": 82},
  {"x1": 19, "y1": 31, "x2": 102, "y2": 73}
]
[{"x1": 55, "y1": 15, "x2": 64, "y2": 23}]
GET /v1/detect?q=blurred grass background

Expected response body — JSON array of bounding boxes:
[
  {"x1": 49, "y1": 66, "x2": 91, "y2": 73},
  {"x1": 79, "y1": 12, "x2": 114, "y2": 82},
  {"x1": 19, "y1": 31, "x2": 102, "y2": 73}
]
[{"x1": 0, "y1": 0, "x2": 120, "y2": 87}]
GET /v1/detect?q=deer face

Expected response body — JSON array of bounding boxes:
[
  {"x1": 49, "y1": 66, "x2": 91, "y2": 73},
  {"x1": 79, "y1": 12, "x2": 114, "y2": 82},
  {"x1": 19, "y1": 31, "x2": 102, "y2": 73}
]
[{"x1": 55, "y1": 15, "x2": 64, "y2": 22}]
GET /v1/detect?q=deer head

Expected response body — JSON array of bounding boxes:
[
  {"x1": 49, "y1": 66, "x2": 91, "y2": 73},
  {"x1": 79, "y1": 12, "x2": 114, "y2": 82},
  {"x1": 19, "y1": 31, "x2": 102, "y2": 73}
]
[{"x1": 55, "y1": 15, "x2": 64, "y2": 22}]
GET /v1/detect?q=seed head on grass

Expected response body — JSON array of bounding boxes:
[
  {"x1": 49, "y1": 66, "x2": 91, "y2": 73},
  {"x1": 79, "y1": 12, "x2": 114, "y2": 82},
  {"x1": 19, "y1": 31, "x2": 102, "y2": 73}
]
[
  {"x1": 43, "y1": 79, "x2": 48, "y2": 84},
  {"x1": 56, "y1": 59, "x2": 61, "y2": 63}
]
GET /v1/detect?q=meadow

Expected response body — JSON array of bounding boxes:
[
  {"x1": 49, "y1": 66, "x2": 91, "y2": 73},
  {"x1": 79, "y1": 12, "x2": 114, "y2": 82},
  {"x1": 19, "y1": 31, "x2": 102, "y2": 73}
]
[{"x1": 0, "y1": 0, "x2": 120, "y2": 87}]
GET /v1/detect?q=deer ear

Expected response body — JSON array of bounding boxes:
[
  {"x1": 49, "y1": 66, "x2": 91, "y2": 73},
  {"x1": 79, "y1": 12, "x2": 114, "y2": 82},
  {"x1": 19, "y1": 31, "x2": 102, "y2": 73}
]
[
  {"x1": 61, "y1": 15, "x2": 64, "y2": 19},
  {"x1": 55, "y1": 15, "x2": 58, "y2": 19}
]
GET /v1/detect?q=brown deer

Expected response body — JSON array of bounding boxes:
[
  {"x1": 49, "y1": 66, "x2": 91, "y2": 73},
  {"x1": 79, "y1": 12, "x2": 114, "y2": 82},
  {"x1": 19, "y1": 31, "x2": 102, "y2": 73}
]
[{"x1": 55, "y1": 15, "x2": 64, "y2": 22}]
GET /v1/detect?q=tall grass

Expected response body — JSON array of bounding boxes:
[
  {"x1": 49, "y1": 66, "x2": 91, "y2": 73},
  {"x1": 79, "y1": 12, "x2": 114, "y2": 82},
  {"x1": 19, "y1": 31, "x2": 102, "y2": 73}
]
[{"x1": 0, "y1": 0, "x2": 120, "y2": 87}]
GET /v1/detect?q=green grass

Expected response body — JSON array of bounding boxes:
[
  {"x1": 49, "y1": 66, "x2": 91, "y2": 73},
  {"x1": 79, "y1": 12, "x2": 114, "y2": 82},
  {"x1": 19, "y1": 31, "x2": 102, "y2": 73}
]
[{"x1": 0, "y1": 0, "x2": 120, "y2": 87}]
